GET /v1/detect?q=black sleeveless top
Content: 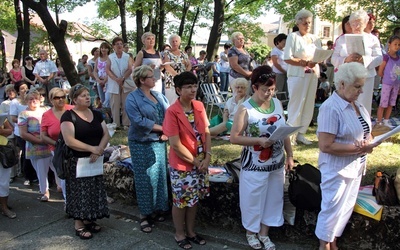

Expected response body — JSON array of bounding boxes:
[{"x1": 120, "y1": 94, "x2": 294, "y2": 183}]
[{"x1": 24, "y1": 65, "x2": 35, "y2": 81}]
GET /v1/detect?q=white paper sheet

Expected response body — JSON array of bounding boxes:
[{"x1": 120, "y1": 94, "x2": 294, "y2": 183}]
[
  {"x1": 345, "y1": 34, "x2": 365, "y2": 56},
  {"x1": 268, "y1": 124, "x2": 303, "y2": 141},
  {"x1": 372, "y1": 125, "x2": 400, "y2": 143},
  {"x1": 76, "y1": 155, "x2": 104, "y2": 178},
  {"x1": 312, "y1": 49, "x2": 333, "y2": 63}
]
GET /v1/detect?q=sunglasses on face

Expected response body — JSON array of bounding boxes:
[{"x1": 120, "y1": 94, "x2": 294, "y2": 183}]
[{"x1": 53, "y1": 95, "x2": 66, "y2": 100}]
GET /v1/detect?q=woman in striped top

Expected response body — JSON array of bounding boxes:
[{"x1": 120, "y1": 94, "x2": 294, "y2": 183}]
[{"x1": 315, "y1": 62, "x2": 380, "y2": 250}]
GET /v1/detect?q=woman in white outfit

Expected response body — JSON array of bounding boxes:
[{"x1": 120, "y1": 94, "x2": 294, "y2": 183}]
[
  {"x1": 106, "y1": 37, "x2": 136, "y2": 129},
  {"x1": 331, "y1": 10, "x2": 383, "y2": 115},
  {"x1": 315, "y1": 62, "x2": 380, "y2": 250},
  {"x1": 230, "y1": 65, "x2": 294, "y2": 250},
  {"x1": 284, "y1": 9, "x2": 322, "y2": 145}
]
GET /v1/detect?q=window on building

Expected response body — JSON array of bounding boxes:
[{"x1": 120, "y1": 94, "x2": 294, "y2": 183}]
[{"x1": 323, "y1": 27, "x2": 331, "y2": 38}]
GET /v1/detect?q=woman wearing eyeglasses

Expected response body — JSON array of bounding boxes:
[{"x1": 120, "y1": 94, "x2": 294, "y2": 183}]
[
  {"x1": 18, "y1": 90, "x2": 52, "y2": 202},
  {"x1": 284, "y1": 9, "x2": 322, "y2": 145},
  {"x1": 60, "y1": 84, "x2": 110, "y2": 240},
  {"x1": 230, "y1": 65, "x2": 294, "y2": 250},
  {"x1": 41, "y1": 88, "x2": 74, "y2": 198}
]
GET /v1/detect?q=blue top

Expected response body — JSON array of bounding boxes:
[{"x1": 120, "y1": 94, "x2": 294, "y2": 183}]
[{"x1": 125, "y1": 88, "x2": 169, "y2": 142}]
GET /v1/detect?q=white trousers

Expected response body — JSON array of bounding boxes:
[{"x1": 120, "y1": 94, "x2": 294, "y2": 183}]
[
  {"x1": 0, "y1": 166, "x2": 11, "y2": 197},
  {"x1": 357, "y1": 76, "x2": 374, "y2": 115},
  {"x1": 287, "y1": 74, "x2": 318, "y2": 134},
  {"x1": 239, "y1": 167, "x2": 285, "y2": 233},
  {"x1": 315, "y1": 171, "x2": 362, "y2": 242},
  {"x1": 30, "y1": 156, "x2": 53, "y2": 195},
  {"x1": 50, "y1": 159, "x2": 66, "y2": 200}
]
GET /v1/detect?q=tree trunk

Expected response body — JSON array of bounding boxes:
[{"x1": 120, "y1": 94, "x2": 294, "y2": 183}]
[
  {"x1": 187, "y1": 7, "x2": 200, "y2": 47},
  {"x1": 157, "y1": 0, "x2": 165, "y2": 50},
  {"x1": 20, "y1": 0, "x2": 79, "y2": 86},
  {"x1": 22, "y1": 1, "x2": 30, "y2": 61},
  {"x1": 178, "y1": 0, "x2": 190, "y2": 37},
  {"x1": 117, "y1": 0, "x2": 127, "y2": 43},
  {"x1": 136, "y1": 10, "x2": 144, "y2": 53},
  {"x1": 0, "y1": 32, "x2": 6, "y2": 71},
  {"x1": 13, "y1": 0, "x2": 24, "y2": 60},
  {"x1": 206, "y1": 0, "x2": 225, "y2": 62}
]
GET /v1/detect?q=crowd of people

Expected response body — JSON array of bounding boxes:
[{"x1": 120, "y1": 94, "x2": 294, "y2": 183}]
[{"x1": 0, "y1": 7, "x2": 399, "y2": 250}]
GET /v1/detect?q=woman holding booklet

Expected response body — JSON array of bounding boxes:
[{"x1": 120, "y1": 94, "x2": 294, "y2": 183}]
[
  {"x1": 315, "y1": 62, "x2": 380, "y2": 250},
  {"x1": 331, "y1": 9, "x2": 383, "y2": 115},
  {"x1": 60, "y1": 84, "x2": 110, "y2": 240},
  {"x1": 230, "y1": 65, "x2": 294, "y2": 250},
  {"x1": 283, "y1": 9, "x2": 322, "y2": 145}
]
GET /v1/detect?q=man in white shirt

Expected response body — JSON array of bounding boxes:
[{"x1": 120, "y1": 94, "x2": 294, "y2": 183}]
[{"x1": 33, "y1": 49, "x2": 58, "y2": 103}]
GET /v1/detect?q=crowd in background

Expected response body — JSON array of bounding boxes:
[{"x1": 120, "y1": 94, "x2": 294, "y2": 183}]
[{"x1": 1, "y1": 7, "x2": 399, "y2": 250}]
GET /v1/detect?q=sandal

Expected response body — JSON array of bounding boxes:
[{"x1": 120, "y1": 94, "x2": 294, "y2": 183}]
[
  {"x1": 258, "y1": 235, "x2": 276, "y2": 250},
  {"x1": 1, "y1": 209, "x2": 17, "y2": 219},
  {"x1": 139, "y1": 217, "x2": 153, "y2": 233},
  {"x1": 187, "y1": 234, "x2": 206, "y2": 245},
  {"x1": 175, "y1": 238, "x2": 192, "y2": 249},
  {"x1": 84, "y1": 222, "x2": 101, "y2": 233},
  {"x1": 151, "y1": 213, "x2": 166, "y2": 222},
  {"x1": 246, "y1": 233, "x2": 262, "y2": 249},
  {"x1": 75, "y1": 227, "x2": 93, "y2": 240},
  {"x1": 40, "y1": 195, "x2": 49, "y2": 202}
]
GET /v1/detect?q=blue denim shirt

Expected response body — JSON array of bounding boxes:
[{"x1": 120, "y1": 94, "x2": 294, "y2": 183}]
[{"x1": 125, "y1": 88, "x2": 169, "y2": 142}]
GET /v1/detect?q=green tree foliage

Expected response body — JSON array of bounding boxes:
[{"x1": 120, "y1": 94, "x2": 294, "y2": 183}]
[
  {"x1": 247, "y1": 44, "x2": 271, "y2": 65},
  {"x1": 0, "y1": 1, "x2": 16, "y2": 32}
]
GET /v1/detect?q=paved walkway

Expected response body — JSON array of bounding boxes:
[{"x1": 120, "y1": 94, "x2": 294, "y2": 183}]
[{"x1": 1, "y1": 178, "x2": 315, "y2": 250}]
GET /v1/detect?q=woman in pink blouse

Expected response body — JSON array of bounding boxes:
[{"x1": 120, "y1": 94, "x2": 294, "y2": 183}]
[
  {"x1": 9, "y1": 59, "x2": 23, "y2": 84},
  {"x1": 41, "y1": 88, "x2": 73, "y2": 198}
]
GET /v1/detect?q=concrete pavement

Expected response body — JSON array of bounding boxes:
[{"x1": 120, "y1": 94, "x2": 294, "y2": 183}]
[{"x1": 1, "y1": 178, "x2": 315, "y2": 250}]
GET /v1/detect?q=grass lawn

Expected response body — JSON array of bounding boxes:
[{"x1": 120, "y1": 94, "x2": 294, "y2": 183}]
[{"x1": 110, "y1": 123, "x2": 400, "y2": 186}]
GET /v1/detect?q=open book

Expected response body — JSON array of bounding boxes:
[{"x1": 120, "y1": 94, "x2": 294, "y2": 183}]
[
  {"x1": 312, "y1": 49, "x2": 333, "y2": 63},
  {"x1": 345, "y1": 34, "x2": 365, "y2": 56},
  {"x1": 268, "y1": 124, "x2": 302, "y2": 141},
  {"x1": 372, "y1": 125, "x2": 400, "y2": 143}
]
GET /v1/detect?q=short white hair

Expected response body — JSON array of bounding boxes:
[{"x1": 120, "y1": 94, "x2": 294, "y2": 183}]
[
  {"x1": 295, "y1": 9, "x2": 313, "y2": 25},
  {"x1": 231, "y1": 32, "x2": 244, "y2": 43},
  {"x1": 349, "y1": 10, "x2": 369, "y2": 26},
  {"x1": 334, "y1": 62, "x2": 367, "y2": 89},
  {"x1": 168, "y1": 34, "x2": 181, "y2": 45},
  {"x1": 141, "y1": 32, "x2": 155, "y2": 44}
]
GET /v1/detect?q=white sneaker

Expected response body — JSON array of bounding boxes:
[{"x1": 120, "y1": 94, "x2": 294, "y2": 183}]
[
  {"x1": 296, "y1": 133, "x2": 312, "y2": 145},
  {"x1": 383, "y1": 119, "x2": 394, "y2": 128}
]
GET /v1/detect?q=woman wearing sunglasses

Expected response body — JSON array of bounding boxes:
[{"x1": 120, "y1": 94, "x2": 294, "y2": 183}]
[
  {"x1": 41, "y1": 88, "x2": 73, "y2": 199},
  {"x1": 230, "y1": 65, "x2": 294, "y2": 250}
]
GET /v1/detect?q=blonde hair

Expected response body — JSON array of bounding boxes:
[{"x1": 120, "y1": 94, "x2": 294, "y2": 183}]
[
  {"x1": 133, "y1": 65, "x2": 153, "y2": 88},
  {"x1": 141, "y1": 32, "x2": 155, "y2": 44},
  {"x1": 48, "y1": 87, "x2": 65, "y2": 100},
  {"x1": 231, "y1": 32, "x2": 244, "y2": 43}
]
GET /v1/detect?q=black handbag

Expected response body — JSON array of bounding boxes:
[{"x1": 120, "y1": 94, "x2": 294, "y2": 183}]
[
  {"x1": 0, "y1": 140, "x2": 19, "y2": 169},
  {"x1": 288, "y1": 163, "x2": 322, "y2": 211},
  {"x1": 52, "y1": 111, "x2": 76, "y2": 179}
]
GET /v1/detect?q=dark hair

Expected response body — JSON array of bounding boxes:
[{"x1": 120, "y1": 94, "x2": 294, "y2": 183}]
[
  {"x1": 91, "y1": 47, "x2": 99, "y2": 56},
  {"x1": 69, "y1": 84, "x2": 89, "y2": 103},
  {"x1": 251, "y1": 65, "x2": 275, "y2": 89},
  {"x1": 224, "y1": 43, "x2": 232, "y2": 49},
  {"x1": 161, "y1": 44, "x2": 171, "y2": 51},
  {"x1": 24, "y1": 56, "x2": 33, "y2": 61},
  {"x1": 388, "y1": 35, "x2": 400, "y2": 44},
  {"x1": 14, "y1": 81, "x2": 28, "y2": 93},
  {"x1": 173, "y1": 72, "x2": 198, "y2": 96},
  {"x1": 100, "y1": 42, "x2": 112, "y2": 56},
  {"x1": 320, "y1": 72, "x2": 327, "y2": 79},
  {"x1": 368, "y1": 13, "x2": 376, "y2": 21},
  {"x1": 184, "y1": 45, "x2": 192, "y2": 52},
  {"x1": 292, "y1": 25, "x2": 299, "y2": 32},
  {"x1": 327, "y1": 40, "x2": 333, "y2": 46},
  {"x1": 112, "y1": 37, "x2": 124, "y2": 45},
  {"x1": 199, "y1": 50, "x2": 206, "y2": 55},
  {"x1": 342, "y1": 15, "x2": 350, "y2": 34},
  {"x1": 274, "y1": 33, "x2": 287, "y2": 46}
]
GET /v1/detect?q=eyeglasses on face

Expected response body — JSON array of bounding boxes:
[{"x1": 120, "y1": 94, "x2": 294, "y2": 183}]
[{"x1": 53, "y1": 95, "x2": 66, "y2": 100}]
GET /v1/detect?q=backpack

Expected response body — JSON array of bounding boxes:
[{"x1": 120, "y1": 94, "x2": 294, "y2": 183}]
[
  {"x1": 52, "y1": 112, "x2": 76, "y2": 179},
  {"x1": 288, "y1": 163, "x2": 322, "y2": 211},
  {"x1": 372, "y1": 171, "x2": 398, "y2": 206}
]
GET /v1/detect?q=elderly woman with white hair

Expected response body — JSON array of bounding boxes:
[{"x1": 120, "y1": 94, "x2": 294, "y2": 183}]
[
  {"x1": 134, "y1": 32, "x2": 164, "y2": 94},
  {"x1": 210, "y1": 78, "x2": 250, "y2": 136},
  {"x1": 331, "y1": 9, "x2": 383, "y2": 115},
  {"x1": 163, "y1": 34, "x2": 191, "y2": 104},
  {"x1": 315, "y1": 62, "x2": 380, "y2": 250},
  {"x1": 228, "y1": 32, "x2": 252, "y2": 83},
  {"x1": 283, "y1": 9, "x2": 322, "y2": 145}
]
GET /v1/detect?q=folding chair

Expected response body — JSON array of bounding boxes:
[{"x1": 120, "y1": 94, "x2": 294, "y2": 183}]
[{"x1": 201, "y1": 83, "x2": 225, "y2": 118}]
